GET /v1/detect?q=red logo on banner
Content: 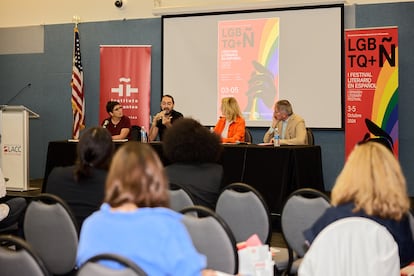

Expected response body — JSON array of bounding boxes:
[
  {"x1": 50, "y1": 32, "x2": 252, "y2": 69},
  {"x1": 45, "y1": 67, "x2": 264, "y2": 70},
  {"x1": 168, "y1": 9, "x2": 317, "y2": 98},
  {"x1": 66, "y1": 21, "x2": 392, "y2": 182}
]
[{"x1": 100, "y1": 46, "x2": 151, "y2": 129}]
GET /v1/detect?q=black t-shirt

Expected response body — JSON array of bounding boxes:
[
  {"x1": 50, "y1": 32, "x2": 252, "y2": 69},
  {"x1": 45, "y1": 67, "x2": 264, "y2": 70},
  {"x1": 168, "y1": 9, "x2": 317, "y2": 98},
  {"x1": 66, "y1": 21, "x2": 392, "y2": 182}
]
[
  {"x1": 155, "y1": 110, "x2": 183, "y2": 140},
  {"x1": 46, "y1": 166, "x2": 107, "y2": 228}
]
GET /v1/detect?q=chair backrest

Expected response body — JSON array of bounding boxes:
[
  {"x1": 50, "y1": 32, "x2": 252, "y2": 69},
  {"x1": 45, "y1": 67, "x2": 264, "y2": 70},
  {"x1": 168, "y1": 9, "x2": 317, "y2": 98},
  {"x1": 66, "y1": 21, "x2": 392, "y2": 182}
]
[
  {"x1": 409, "y1": 210, "x2": 414, "y2": 240},
  {"x1": 244, "y1": 128, "x2": 253, "y2": 143},
  {"x1": 281, "y1": 188, "x2": 330, "y2": 258},
  {"x1": 23, "y1": 193, "x2": 79, "y2": 275},
  {"x1": 168, "y1": 183, "x2": 195, "y2": 212},
  {"x1": 77, "y1": 253, "x2": 148, "y2": 276},
  {"x1": 306, "y1": 128, "x2": 314, "y2": 145},
  {"x1": 0, "y1": 234, "x2": 49, "y2": 276},
  {"x1": 215, "y1": 182, "x2": 272, "y2": 244},
  {"x1": 129, "y1": 125, "x2": 141, "y2": 141},
  {"x1": 180, "y1": 205, "x2": 238, "y2": 274},
  {"x1": 298, "y1": 217, "x2": 400, "y2": 276}
]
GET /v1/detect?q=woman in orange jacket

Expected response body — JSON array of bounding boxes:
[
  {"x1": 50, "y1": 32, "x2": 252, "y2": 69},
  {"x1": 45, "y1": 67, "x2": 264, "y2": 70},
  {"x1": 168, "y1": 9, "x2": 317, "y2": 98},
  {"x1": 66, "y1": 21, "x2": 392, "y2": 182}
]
[{"x1": 214, "y1": 97, "x2": 245, "y2": 143}]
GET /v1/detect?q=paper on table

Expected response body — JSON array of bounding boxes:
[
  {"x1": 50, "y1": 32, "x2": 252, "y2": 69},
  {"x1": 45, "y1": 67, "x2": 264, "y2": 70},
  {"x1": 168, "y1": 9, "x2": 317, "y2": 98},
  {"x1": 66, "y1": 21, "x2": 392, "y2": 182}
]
[
  {"x1": 113, "y1": 139, "x2": 128, "y2": 142},
  {"x1": 257, "y1": 142, "x2": 273, "y2": 146},
  {"x1": 215, "y1": 271, "x2": 235, "y2": 276},
  {"x1": 69, "y1": 138, "x2": 128, "y2": 142}
]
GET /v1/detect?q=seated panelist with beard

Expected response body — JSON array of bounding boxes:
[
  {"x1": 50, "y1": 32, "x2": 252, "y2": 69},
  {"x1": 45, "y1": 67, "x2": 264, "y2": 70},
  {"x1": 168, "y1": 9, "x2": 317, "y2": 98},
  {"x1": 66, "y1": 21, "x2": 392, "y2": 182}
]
[{"x1": 149, "y1": 95, "x2": 183, "y2": 142}]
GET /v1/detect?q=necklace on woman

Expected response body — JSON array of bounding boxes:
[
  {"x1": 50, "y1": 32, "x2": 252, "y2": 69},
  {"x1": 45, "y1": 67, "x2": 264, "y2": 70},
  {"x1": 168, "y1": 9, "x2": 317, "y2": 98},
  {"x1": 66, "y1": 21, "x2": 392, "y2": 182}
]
[{"x1": 112, "y1": 118, "x2": 120, "y2": 127}]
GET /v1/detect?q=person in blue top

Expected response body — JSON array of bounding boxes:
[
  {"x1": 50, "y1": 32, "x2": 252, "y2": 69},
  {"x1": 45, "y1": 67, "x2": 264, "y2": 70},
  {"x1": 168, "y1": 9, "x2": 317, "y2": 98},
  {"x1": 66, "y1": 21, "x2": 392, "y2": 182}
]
[
  {"x1": 76, "y1": 142, "x2": 216, "y2": 276},
  {"x1": 304, "y1": 141, "x2": 414, "y2": 267}
]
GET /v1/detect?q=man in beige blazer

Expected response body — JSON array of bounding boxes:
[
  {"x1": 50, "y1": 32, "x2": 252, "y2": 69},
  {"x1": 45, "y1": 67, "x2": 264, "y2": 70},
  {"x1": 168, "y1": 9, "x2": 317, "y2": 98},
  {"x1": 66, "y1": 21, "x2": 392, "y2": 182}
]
[{"x1": 263, "y1": 100, "x2": 308, "y2": 145}]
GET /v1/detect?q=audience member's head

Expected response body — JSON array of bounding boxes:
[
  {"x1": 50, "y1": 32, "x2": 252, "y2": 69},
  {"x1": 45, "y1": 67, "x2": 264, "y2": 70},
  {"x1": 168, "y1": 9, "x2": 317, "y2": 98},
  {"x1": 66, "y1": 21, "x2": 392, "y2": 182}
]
[
  {"x1": 331, "y1": 141, "x2": 410, "y2": 220},
  {"x1": 105, "y1": 142, "x2": 169, "y2": 208},
  {"x1": 163, "y1": 117, "x2": 223, "y2": 163},
  {"x1": 221, "y1": 97, "x2": 242, "y2": 121},
  {"x1": 75, "y1": 127, "x2": 114, "y2": 181}
]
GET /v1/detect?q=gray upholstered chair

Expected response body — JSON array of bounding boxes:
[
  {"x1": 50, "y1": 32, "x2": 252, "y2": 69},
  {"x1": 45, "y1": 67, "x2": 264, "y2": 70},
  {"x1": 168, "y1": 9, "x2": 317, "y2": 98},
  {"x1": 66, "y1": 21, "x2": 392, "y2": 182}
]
[
  {"x1": 77, "y1": 253, "x2": 148, "y2": 276},
  {"x1": 215, "y1": 182, "x2": 271, "y2": 244},
  {"x1": 0, "y1": 234, "x2": 49, "y2": 276},
  {"x1": 216, "y1": 182, "x2": 289, "y2": 275},
  {"x1": 23, "y1": 193, "x2": 79, "y2": 275},
  {"x1": 168, "y1": 183, "x2": 195, "y2": 212},
  {"x1": 180, "y1": 205, "x2": 238, "y2": 274},
  {"x1": 280, "y1": 188, "x2": 331, "y2": 275}
]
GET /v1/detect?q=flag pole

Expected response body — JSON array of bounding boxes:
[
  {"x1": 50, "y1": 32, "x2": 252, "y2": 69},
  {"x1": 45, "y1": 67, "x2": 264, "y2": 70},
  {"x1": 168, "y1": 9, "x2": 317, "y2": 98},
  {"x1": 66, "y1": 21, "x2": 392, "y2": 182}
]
[
  {"x1": 72, "y1": 15, "x2": 80, "y2": 28},
  {"x1": 71, "y1": 15, "x2": 85, "y2": 139}
]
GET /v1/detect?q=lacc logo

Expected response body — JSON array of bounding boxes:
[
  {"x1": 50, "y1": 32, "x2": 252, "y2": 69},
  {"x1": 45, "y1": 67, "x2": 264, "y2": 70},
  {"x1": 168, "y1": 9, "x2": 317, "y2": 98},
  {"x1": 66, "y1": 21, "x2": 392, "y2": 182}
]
[{"x1": 3, "y1": 144, "x2": 23, "y2": 154}]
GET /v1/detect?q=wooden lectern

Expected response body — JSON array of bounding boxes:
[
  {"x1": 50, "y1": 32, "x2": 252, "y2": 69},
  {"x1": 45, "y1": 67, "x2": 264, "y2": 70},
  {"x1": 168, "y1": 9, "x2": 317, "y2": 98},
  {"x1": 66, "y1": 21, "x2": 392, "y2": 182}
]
[{"x1": 0, "y1": 105, "x2": 39, "y2": 191}]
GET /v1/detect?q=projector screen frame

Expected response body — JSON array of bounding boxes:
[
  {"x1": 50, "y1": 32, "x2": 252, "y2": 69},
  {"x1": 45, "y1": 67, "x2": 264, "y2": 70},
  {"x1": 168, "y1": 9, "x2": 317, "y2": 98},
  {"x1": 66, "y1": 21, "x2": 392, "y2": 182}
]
[{"x1": 161, "y1": 4, "x2": 345, "y2": 130}]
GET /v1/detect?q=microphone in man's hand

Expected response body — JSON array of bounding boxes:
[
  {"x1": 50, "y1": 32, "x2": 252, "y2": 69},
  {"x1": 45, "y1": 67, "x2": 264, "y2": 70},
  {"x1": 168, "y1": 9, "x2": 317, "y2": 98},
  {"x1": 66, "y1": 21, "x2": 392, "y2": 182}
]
[
  {"x1": 102, "y1": 120, "x2": 109, "y2": 128},
  {"x1": 5, "y1": 83, "x2": 32, "y2": 105}
]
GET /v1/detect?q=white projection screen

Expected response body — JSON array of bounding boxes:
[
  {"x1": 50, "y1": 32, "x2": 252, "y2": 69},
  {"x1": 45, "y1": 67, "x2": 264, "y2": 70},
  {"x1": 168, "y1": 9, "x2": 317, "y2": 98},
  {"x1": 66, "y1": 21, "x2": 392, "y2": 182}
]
[{"x1": 162, "y1": 4, "x2": 344, "y2": 128}]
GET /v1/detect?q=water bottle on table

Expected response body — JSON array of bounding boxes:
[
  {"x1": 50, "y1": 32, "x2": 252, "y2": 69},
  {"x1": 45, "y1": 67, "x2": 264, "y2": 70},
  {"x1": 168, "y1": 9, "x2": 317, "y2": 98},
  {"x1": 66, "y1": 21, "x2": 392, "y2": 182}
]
[
  {"x1": 273, "y1": 128, "x2": 280, "y2": 147},
  {"x1": 140, "y1": 126, "x2": 147, "y2": 143}
]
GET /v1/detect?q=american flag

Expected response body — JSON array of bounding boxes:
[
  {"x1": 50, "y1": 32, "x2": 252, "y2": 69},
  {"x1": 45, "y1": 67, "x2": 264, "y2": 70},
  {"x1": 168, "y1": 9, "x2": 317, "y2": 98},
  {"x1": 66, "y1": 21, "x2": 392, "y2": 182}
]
[{"x1": 71, "y1": 26, "x2": 85, "y2": 139}]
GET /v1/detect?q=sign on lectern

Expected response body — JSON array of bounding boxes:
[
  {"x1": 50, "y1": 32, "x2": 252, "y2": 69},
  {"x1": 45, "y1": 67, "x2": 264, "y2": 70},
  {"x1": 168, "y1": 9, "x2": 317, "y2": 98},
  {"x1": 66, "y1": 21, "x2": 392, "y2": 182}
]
[{"x1": 0, "y1": 105, "x2": 39, "y2": 191}]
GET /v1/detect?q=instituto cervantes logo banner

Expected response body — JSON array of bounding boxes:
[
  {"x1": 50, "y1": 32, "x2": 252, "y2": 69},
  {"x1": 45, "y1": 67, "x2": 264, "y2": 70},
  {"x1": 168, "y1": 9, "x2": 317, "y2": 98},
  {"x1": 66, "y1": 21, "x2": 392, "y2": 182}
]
[{"x1": 99, "y1": 46, "x2": 152, "y2": 129}]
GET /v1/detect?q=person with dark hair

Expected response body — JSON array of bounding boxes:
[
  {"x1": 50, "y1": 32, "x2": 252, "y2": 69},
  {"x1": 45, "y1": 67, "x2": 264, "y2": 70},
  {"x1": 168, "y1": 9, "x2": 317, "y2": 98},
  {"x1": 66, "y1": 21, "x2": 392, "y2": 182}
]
[
  {"x1": 101, "y1": 101, "x2": 131, "y2": 140},
  {"x1": 77, "y1": 142, "x2": 215, "y2": 276},
  {"x1": 46, "y1": 127, "x2": 115, "y2": 228},
  {"x1": 163, "y1": 118, "x2": 224, "y2": 210},
  {"x1": 149, "y1": 95, "x2": 183, "y2": 141},
  {"x1": 263, "y1": 99, "x2": 307, "y2": 145}
]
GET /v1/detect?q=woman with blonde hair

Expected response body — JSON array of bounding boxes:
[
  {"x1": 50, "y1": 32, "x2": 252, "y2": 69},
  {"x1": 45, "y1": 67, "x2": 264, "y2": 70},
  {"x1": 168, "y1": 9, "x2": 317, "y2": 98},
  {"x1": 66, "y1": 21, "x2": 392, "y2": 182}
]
[
  {"x1": 76, "y1": 142, "x2": 216, "y2": 275},
  {"x1": 304, "y1": 141, "x2": 414, "y2": 267},
  {"x1": 213, "y1": 97, "x2": 245, "y2": 143}
]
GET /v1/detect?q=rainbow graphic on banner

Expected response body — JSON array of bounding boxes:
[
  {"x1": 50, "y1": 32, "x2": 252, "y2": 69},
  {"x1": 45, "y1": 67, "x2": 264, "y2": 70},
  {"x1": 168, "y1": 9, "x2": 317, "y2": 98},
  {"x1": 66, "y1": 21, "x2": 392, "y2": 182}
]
[
  {"x1": 371, "y1": 47, "x2": 399, "y2": 153},
  {"x1": 345, "y1": 27, "x2": 398, "y2": 158},
  {"x1": 249, "y1": 18, "x2": 280, "y2": 120},
  {"x1": 258, "y1": 18, "x2": 280, "y2": 77}
]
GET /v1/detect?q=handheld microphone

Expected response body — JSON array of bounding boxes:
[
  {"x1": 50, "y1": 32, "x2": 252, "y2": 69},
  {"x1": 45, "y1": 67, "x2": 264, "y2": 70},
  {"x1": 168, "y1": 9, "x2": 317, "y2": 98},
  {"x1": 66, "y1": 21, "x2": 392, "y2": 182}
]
[
  {"x1": 103, "y1": 120, "x2": 109, "y2": 128},
  {"x1": 5, "y1": 83, "x2": 32, "y2": 105}
]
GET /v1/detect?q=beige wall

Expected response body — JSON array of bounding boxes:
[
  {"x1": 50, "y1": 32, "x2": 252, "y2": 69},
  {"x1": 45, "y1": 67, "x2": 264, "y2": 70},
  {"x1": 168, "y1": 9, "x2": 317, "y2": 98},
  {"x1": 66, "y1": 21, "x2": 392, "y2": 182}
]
[
  {"x1": 1, "y1": 0, "x2": 412, "y2": 28},
  {"x1": 0, "y1": 0, "x2": 155, "y2": 28}
]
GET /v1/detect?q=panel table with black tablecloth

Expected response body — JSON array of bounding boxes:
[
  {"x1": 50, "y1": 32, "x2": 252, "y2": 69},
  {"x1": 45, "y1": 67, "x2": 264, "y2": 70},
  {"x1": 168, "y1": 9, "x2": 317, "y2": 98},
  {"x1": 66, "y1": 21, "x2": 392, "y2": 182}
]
[{"x1": 43, "y1": 141, "x2": 324, "y2": 214}]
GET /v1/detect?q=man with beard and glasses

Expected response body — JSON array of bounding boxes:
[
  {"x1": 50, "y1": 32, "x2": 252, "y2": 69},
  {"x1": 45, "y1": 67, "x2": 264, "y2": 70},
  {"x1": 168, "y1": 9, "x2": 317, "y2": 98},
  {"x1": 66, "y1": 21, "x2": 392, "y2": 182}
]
[{"x1": 149, "y1": 95, "x2": 183, "y2": 141}]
